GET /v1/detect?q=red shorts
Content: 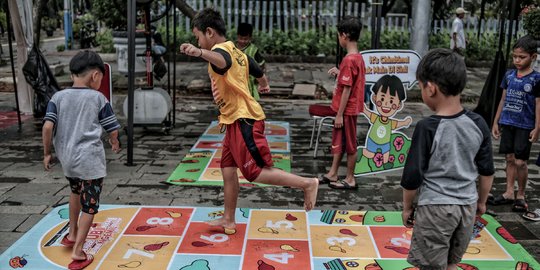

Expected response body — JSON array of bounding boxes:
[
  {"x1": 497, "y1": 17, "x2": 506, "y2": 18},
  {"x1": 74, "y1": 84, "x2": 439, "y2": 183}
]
[
  {"x1": 331, "y1": 115, "x2": 358, "y2": 155},
  {"x1": 221, "y1": 119, "x2": 274, "y2": 181}
]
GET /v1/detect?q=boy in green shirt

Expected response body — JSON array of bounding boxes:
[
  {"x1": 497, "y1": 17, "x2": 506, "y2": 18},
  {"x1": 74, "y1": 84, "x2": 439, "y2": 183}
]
[{"x1": 236, "y1": 22, "x2": 265, "y2": 100}]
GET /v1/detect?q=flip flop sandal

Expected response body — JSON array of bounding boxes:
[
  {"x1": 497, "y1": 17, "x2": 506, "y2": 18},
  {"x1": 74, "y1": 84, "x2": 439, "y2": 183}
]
[
  {"x1": 68, "y1": 252, "x2": 94, "y2": 270},
  {"x1": 487, "y1": 194, "x2": 514, "y2": 206},
  {"x1": 318, "y1": 175, "x2": 337, "y2": 184},
  {"x1": 522, "y1": 209, "x2": 540, "y2": 221},
  {"x1": 329, "y1": 180, "x2": 358, "y2": 190},
  {"x1": 512, "y1": 199, "x2": 528, "y2": 212},
  {"x1": 61, "y1": 234, "x2": 75, "y2": 247}
]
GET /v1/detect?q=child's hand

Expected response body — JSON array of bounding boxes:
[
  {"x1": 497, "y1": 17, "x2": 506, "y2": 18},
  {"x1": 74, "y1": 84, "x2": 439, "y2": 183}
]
[
  {"x1": 180, "y1": 43, "x2": 202, "y2": 57},
  {"x1": 476, "y1": 202, "x2": 487, "y2": 216},
  {"x1": 43, "y1": 154, "x2": 53, "y2": 171},
  {"x1": 403, "y1": 116, "x2": 413, "y2": 128},
  {"x1": 529, "y1": 128, "x2": 539, "y2": 142},
  {"x1": 258, "y1": 85, "x2": 270, "y2": 94},
  {"x1": 109, "y1": 137, "x2": 121, "y2": 153},
  {"x1": 334, "y1": 115, "x2": 343, "y2": 128},
  {"x1": 491, "y1": 123, "x2": 500, "y2": 139},
  {"x1": 402, "y1": 208, "x2": 415, "y2": 228},
  {"x1": 328, "y1": 67, "x2": 339, "y2": 77}
]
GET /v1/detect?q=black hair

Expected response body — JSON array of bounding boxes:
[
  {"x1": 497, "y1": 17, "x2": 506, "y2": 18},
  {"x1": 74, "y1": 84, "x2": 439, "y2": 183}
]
[
  {"x1": 337, "y1": 16, "x2": 362, "y2": 41},
  {"x1": 69, "y1": 50, "x2": 105, "y2": 75},
  {"x1": 237, "y1": 22, "x2": 253, "y2": 37},
  {"x1": 372, "y1": 75, "x2": 406, "y2": 101},
  {"x1": 513, "y1": 35, "x2": 538, "y2": 55},
  {"x1": 191, "y1": 8, "x2": 227, "y2": 37},
  {"x1": 416, "y1": 48, "x2": 466, "y2": 96}
]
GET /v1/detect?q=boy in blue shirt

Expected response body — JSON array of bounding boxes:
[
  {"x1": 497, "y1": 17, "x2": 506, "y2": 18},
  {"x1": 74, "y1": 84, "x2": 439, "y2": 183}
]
[{"x1": 490, "y1": 35, "x2": 540, "y2": 212}]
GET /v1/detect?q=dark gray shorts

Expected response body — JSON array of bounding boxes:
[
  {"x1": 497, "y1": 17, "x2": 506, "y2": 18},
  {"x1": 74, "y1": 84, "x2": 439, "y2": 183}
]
[{"x1": 407, "y1": 204, "x2": 476, "y2": 270}]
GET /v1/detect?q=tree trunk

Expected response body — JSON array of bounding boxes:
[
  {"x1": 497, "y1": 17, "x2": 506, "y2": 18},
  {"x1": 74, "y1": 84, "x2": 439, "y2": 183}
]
[
  {"x1": 174, "y1": 0, "x2": 195, "y2": 19},
  {"x1": 33, "y1": 0, "x2": 49, "y2": 47},
  {"x1": 8, "y1": 0, "x2": 34, "y2": 115},
  {"x1": 410, "y1": 0, "x2": 430, "y2": 56}
]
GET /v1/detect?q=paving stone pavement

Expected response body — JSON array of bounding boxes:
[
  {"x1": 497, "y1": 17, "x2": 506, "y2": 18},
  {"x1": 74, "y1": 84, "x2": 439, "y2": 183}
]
[
  {"x1": 1, "y1": 90, "x2": 540, "y2": 261},
  {"x1": 0, "y1": 35, "x2": 536, "y2": 260}
]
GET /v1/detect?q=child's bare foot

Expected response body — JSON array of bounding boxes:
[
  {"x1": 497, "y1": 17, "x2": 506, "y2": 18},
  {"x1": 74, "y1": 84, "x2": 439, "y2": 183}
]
[
  {"x1": 69, "y1": 251, "x2": 93, "y2": 269},
  {"x1": 206, "y1": 218, "x2": 237, "y2": 235},
  {"x1": 304, "y1": 178, "x2": 319, "y2": 212},
  {"x1": 71, "y1": 251, "x2": 88, "y2": 261}
]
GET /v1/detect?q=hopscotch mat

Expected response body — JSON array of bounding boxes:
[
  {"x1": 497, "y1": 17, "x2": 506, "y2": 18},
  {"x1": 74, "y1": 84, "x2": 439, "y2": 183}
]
[
  {"x1": 165, "y1": 121, "x2": 291, "y2": 186},
  {"x1": 1, "y1": 204, "x2": 539, "y2": 270}
]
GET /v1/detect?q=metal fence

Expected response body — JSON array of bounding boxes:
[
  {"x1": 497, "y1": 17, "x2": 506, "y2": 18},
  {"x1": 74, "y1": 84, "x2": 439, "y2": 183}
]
[{"x1": 159, "y1": 0, "x2": 523, "y2": 36}]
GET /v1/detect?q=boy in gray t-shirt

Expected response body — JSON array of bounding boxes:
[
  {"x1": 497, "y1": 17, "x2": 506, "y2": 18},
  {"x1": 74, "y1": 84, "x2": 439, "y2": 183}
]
[
  {"x1": 42, "y1": 50, "x2": 120, "y2": 270},
  {"x1": 401, "y1": 49, "x2": 494, "y2": 269}
]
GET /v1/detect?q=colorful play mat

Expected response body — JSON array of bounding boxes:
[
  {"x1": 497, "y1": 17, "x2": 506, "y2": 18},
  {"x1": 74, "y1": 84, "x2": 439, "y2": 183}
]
[
  {"x1": 166, "y1": 121, "x2": 291, "y2": 186},
  {"x1": 1, "y1": 204, "x2": 538, "y2": 270}
]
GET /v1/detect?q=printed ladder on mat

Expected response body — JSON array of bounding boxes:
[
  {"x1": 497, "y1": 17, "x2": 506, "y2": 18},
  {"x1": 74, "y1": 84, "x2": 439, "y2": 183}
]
[
  {"x1": 165, "y1": 121, "x2": 291, "y2": 186},
  {"x1": 1, "y1": 204, "x2": 539, "y2": 270}
]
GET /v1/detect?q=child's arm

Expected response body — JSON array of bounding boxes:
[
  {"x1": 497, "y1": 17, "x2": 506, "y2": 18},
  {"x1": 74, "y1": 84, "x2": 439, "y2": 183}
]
[
  {"x1": 247, "y1": 55, "x2": 270, "y2": 93},
  {"x1": 492, "y1": 89, "x2": 507, "y2": 140},
  {"x1": 257, "y1": 74, "x2": 270, "y2": 93},
  {"x1": 530, "y1": 97, "x2": 540, "y2": 142},
  {"x1": 395, "y1": 116, "x2": 413, "y2": 129},
  {"x1": 477, "y1": 174, "x2": 493, "y2": 216},
  {"x1": 362, "y1": 108, "x2": 373, "y2": 120},
  {"x1": 180, "y1": 43, "x2": 228, "y2": 69},
  {"x1": 335, "y1": 85, "x2": 351, "y2": 128},
  {"x1": 402, "y1": 189, "x2": 417, "y2": 228},
  {"x1": 328, "y1": 67, "x2": 339, "y2": 77},
  {"x1": 400, "y1": 120, "x2": 431, "y2": 227},
  {"x1": 42, "y1": 121, "x2": 54, "y2": 171},
  {"x1": 108, "y1": 129, "x2": 120, "y2": 153}
]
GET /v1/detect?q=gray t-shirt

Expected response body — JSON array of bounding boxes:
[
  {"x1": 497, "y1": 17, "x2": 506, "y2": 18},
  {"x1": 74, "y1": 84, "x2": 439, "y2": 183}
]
[
  {"x1": 44, "y1": 88, "x2": 120, "y2": 179},
  {"x1": 401, "y1": 110, "x2": 494, "y2": 206}
]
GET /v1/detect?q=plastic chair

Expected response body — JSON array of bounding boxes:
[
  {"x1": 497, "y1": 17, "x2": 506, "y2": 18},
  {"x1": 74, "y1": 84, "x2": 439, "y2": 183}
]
[
  {"x1": 308, "y1": 104, "x2": 336, "y2": 158},
  {"x1": 310, "y1": 116, "x2": 335, "y2": 158}
]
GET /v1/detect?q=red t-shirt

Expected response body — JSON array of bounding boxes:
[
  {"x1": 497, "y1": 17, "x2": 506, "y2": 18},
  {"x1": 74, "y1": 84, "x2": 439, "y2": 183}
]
[{"x1": 331, "y1": 53, "x2": 366, "y2": 116}]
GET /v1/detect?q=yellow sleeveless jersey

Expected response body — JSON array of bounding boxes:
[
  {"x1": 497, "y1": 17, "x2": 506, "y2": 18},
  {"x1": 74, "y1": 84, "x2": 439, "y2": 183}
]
[{"x1": 208, "y1": 41, "x2": 265, "y2": 124}]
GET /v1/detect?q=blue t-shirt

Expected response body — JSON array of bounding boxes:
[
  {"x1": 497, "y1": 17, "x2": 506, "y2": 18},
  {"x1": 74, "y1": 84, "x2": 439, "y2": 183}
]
[{"x1": 499, "y1": 70, "x2": 540, "y2": 129}]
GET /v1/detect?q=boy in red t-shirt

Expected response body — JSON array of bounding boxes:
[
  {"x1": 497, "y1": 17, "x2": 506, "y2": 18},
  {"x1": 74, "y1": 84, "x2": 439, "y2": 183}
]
[{"x1": 311, "y1": 16, "x2": 366, "y2": 189}]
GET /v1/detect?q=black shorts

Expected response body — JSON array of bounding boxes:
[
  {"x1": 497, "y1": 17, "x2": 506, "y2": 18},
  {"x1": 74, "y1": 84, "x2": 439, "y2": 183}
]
[
  {"x1": 67, "y1": 177, "x2": 103, "y2": 215},
  {"x1": 499, "y1": 125, "x2": 532, "y2": 161}
]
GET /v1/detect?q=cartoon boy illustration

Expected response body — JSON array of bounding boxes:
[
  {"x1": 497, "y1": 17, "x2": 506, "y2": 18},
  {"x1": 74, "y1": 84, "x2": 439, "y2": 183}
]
[{"x1": 363, "y1": 75, "x2": 412, "y2": 169}]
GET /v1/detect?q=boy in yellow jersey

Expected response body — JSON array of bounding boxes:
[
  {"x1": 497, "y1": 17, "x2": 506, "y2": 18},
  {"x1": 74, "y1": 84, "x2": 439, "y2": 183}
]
[{"x1": 180, "y1": 8, "x2": 318, "y2": 234}]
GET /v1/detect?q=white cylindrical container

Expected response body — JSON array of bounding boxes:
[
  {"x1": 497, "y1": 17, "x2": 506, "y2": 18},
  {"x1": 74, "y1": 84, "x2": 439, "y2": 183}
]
[
  {"x1": 113, "y1": 32, "x2": 148, "y2": 75},
  {"x1": 123, "y1": 87, "x2": 172, "y2": 124}
]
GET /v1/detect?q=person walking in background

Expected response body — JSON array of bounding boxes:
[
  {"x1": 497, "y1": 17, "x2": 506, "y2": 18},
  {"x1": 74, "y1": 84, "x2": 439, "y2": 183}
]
[{"x1": 451, "y1": 7, "x2": 467, "y2": 56}]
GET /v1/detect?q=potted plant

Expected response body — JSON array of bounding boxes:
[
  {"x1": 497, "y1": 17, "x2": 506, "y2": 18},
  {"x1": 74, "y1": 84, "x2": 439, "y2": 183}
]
[
  {"x1": 42, "y1": 17, "x2": 57, "y2": 37},
  {"x1": 522, "y1": 5, "x2": 540, "y2": 71},
  {"x1": 91, "y1": 0, "x2": 146, "y2": 74}
]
